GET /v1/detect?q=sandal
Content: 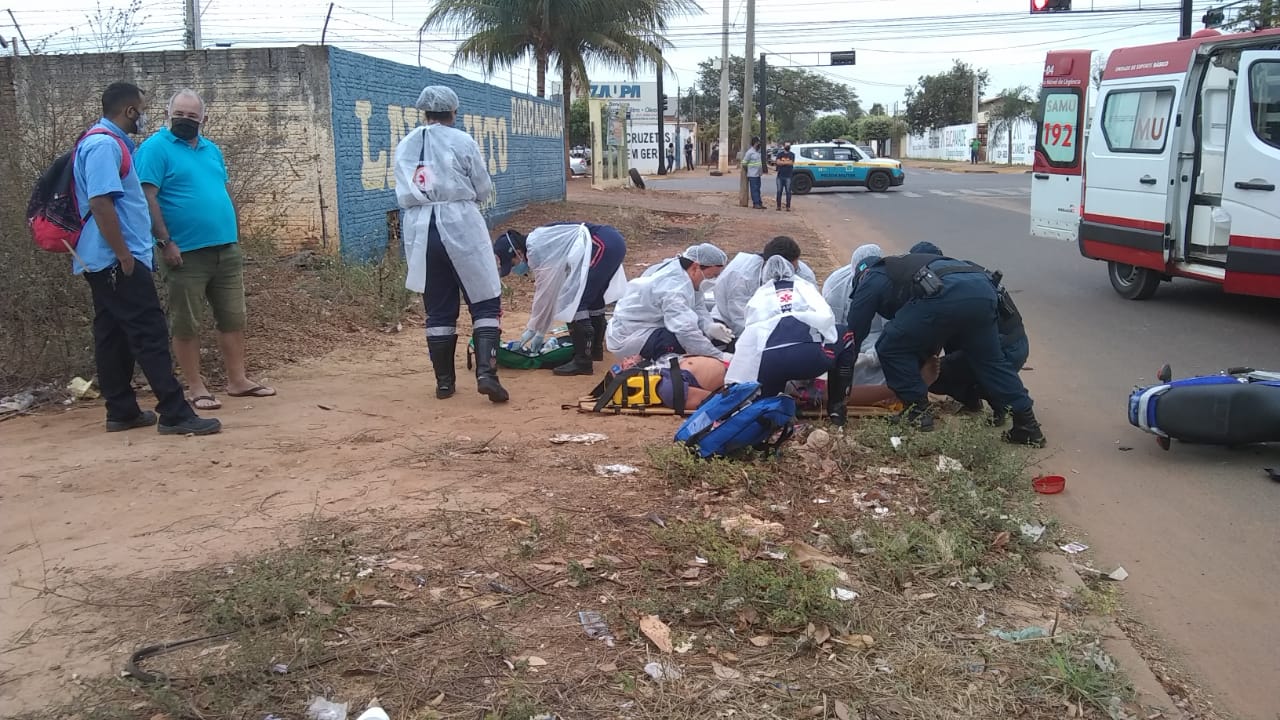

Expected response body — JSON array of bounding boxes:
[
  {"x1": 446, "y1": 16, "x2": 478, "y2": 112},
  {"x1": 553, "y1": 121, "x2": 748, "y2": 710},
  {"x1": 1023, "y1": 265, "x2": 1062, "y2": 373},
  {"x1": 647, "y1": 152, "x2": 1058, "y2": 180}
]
[
  {"x1": 190, "y1": 394, "x2": 222, "y2": 410},
  {"x1": 227, "y1": 384, "x2": 276, "y2": 398}
]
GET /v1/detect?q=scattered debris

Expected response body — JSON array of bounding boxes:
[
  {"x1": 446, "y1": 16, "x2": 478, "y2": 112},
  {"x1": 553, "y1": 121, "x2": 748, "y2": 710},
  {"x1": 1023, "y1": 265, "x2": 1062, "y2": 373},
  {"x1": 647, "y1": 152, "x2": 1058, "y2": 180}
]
[
  {"x1": 936, "y1": 454, "x2": 964, "y2": 472},
  {"x1": 639, "y1": 614, "x2": 674, "y2": 653},
  {"x1": 67, "y1": 376, "x2": 98, "y2": 400},
  {"x1": 643, "y1": 660, "x2": 682, "y2": 682},
  {"x1": 1060, "y1": 542, "x2": 1089, "y2": 554},
  {"x1": 890, "y1": 436, "x2": 903, "y2": 451},
  {"x1": 712, "y1": 661, "x2": 743, "y2": 680},
  {"x1": 354, "y1": 705, "x2": 390, "y2": 720},
  {"x1": 0, "y1": 391, "x2": 36, "y2": 413},
  {"x1": 307, "y1": 696, "x2": 348, "y2": 720},
  {"x1": 1020, "y1": 523, "x2": 1047, "y2": 542},
  {"x1": 549, "y1": 433, "x2": 608, "y2": 445},
  {"x1": 647, "y1": 512, "x2": 666, "y2": 528},
  {"x1": 1118, "y1": 446, "x2": 1133, "y2": 452},
  {"x1": 1107, "y1": 566, "x2": 1129, "y2": 582},
  {"x1": 748, "y1": 635, "x2": 773, "y2": 647},
  {"x1": 720, "y1": 513, "x2": 786, "y2": 539},
  {"x1": 1033, "y1": 475, "x2": 1066, "y2": 494},
  {"x1": 596, "y1": 464, "x2": 639, "y2": 477},
  {"x1": 989, "y1": 626, "x2": 1048, "y2": 642},
  {"x1": 832, "y1": 633, "x2": 875, "y2": 649},
  {"x1": 805, "y1": 428, "x2": 832, "y2": 449},
  {"x1": 830, "y1": 587, "x2": 859, "y2": 601}
]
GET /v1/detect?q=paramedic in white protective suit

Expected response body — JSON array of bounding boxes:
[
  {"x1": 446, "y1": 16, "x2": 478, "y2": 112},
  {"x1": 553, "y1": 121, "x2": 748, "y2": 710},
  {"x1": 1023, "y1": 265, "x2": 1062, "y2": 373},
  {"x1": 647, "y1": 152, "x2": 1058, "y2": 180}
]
[
  {"x1": 606, "y1": 243, "x2": 734, "y2": 363},
  {"x1": 726, "y1": 254, "x2": 859, "y2": 426},
  {"x1": 394, "y1": 84, "x2": 508, "y2": 404},
  {"x1": 492, "y1": 222, "x2": 628, "y2": 376},
  {"x1": 822, "y1": 243, "x2": 887, "y2": 386},
  {"x1": 713, "y1": 235, "x2": 818, "y2": 337}
]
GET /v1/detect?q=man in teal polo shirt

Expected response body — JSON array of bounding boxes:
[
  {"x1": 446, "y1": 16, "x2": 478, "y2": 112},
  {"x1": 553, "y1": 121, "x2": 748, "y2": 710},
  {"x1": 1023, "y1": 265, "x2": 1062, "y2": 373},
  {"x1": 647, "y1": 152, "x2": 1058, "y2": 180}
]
[{"x1": 136, "y1": 89, "x2": 276, "y2": 411}]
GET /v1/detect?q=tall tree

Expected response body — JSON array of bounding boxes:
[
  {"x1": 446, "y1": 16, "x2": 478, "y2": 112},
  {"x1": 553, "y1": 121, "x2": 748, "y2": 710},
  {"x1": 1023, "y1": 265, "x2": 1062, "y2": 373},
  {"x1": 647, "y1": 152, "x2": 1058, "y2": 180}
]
[
  {"x1": 693, "y1": 55, "x2": 858, "y2": 144},
  {"x1": 85, "y1": 0, "x2": 148, "y2": 53},
  {"x1": 1227, "y1": 0, "x2": 1279, "y2": 28},
  {"x1": 421, "y1": 0, "x2": 698, "y2": 178},
  {"x1": 987, "y1": 86, "x2": 1036, "y2": 165},
  {"x1": 903, "y1": 60, "x2": 989, "y2": 134},
  {"x1": 1090, "y1": 52, "x2": 1109, "y2": 90},
  {"x1": 806, "y1": 114, "x2": 855, "y2": 142},
  {"x1": 869, "y1": 103, "x2": 887, "y2": 116},
  {"x1": 855, "y1": 115, "x2": 906, "y2": 154}
]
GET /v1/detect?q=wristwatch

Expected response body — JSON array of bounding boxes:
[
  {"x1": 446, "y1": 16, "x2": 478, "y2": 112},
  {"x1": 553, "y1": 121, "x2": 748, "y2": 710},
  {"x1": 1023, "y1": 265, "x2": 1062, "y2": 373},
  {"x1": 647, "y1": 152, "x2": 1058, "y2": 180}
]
[{"x1": 155, "y1": 238, "x2": 170, "y2": 249}]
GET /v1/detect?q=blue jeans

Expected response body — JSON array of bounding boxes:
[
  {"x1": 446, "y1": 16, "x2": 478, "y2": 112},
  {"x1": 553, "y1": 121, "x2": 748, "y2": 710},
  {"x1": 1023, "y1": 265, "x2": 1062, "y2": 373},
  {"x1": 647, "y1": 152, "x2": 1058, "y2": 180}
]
[
  {"x1": 776, "y1": 176, "x2": 792, "y2": 208},
  {"x1": 748, "y1": 176, "x2": 763, "y2": 207},
  {"x1": 877, "y1": 275, "x2": 1033, "y2": 413}
]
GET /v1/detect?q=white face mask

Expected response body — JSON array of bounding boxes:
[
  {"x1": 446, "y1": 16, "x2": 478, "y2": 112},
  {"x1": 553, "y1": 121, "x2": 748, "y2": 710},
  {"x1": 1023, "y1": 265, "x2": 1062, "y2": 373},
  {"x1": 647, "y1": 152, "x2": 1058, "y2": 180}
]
[{"x1": 134, "y1": 112, "x2": 150, "y2": 136}]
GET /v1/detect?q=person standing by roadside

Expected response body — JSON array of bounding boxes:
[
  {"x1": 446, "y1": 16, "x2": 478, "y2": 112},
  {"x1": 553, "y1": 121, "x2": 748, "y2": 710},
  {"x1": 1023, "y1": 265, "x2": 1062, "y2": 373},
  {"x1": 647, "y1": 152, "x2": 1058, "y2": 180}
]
[
  {"x1": 394, "y1": 85, "x2": 509, "y2": 404},
  {"x1": 743, "y1": 137, "x2": 765, "y2": 209},
  {"x1": 969, "y1": 136, "x2": 982, "y2": 164},
  {"x1": 684, "y1": 137, "x2": 694, "y2": 171},
  {"x1": 135, "y1": 89, "x2": 276, "y2": 411},
  {"x1": 666, "y1": 141, "x2": 676, "y2": 171},
  {"x1": 774, "y1": 141, "x2": 795, "y2": 212},
  {"x1": 709, "y1": 141, "x2": 719, "y2": 169},
  {"x1": 73, "y1": 82, "x2": 220, "y2": 436}
]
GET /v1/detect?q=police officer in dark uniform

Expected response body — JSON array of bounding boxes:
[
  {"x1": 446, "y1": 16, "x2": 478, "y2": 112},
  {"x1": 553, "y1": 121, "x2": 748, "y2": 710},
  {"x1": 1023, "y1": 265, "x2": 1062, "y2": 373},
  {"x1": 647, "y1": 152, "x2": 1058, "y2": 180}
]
[
  {"x1": 845, "y1": 246, "x2": 1045, "y2": 446},
  {"x1": 909, "y1": 242, "x2": 1029, "y2": 426}
]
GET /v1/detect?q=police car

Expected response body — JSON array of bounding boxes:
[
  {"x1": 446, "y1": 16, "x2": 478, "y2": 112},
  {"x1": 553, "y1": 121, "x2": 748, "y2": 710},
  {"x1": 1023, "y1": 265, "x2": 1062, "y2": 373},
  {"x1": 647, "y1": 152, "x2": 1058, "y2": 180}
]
[{"x1": 788, "y1": 139, "x2": 905, "y2": 194}]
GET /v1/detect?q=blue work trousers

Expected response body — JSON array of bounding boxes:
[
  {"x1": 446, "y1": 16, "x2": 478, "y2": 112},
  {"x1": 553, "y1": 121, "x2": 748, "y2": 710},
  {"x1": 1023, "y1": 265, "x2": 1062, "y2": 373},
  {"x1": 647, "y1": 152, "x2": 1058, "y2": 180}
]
[
  {"x1": 876, "y1": 276, "x2": 1033, "y2": 413},
  {"x1": 577, "y1": 227, "x2": 626, "y2": 319},
  {"x1": 423, "y1": 215, "x2": 501, "y2": 334},
  {"x1": 756, "y1": 324, "x2": 857, "y2": 397}
]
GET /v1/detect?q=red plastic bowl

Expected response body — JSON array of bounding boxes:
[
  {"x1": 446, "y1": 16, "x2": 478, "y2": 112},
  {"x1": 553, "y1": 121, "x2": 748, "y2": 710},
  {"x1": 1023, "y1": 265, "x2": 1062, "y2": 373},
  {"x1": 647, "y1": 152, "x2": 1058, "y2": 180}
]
[{"x1": 1032, "y1": 475, "x2": 1066, "y2": 494}]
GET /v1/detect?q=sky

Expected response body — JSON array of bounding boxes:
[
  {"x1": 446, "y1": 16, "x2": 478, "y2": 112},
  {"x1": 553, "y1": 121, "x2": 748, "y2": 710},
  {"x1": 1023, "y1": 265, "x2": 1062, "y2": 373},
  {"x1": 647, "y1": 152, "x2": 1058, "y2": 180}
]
[{"x1": 1, "y1": 0, "x2": 1235, "y2": 111}]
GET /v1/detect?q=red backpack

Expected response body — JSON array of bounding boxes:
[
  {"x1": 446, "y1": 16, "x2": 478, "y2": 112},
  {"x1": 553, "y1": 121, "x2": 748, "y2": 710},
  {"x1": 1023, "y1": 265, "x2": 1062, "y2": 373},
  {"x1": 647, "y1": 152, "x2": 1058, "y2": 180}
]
[{"x1": 26, "y1": 128, "x2": 133, "y2": 253}]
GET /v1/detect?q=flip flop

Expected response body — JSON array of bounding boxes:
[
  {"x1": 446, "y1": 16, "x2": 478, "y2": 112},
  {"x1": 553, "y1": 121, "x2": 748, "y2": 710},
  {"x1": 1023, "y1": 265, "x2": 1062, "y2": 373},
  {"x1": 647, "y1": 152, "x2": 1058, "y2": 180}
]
[
  {"x1": 227, "y1": 385, "x2": 276, "y2": 398},
  {"x1": 190, "y1": 394, "x2": 222, "y2": 410}
]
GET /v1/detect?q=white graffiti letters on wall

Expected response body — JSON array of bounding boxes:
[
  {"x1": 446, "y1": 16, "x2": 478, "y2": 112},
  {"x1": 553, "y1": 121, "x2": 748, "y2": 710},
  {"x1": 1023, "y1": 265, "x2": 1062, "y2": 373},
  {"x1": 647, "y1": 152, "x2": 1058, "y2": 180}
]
[{"x1": 354, "y1": 100, "x2": 512, "y2": 191}]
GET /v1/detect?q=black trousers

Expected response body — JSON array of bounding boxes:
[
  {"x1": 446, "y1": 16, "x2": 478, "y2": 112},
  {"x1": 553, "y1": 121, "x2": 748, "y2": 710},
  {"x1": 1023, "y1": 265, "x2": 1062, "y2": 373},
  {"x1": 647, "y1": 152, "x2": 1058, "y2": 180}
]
[{"x1": 85, "y1": 263, "x2": 194, "y2": 425}]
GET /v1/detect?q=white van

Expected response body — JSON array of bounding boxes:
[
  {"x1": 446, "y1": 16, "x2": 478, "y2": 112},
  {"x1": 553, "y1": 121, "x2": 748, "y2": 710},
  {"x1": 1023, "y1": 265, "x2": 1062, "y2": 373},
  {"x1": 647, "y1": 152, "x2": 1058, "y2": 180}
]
[{"x1": 1030, "y1": 29, "x2": 1280, "y2": 300}]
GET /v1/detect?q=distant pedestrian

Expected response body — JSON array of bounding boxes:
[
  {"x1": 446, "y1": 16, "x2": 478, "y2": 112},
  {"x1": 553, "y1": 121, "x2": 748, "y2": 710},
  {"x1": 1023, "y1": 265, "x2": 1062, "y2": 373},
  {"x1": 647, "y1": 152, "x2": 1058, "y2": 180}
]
[
  {"x1": 136, "y1": 89, "x2": 276, "y2": 412},
  {"x1": 684, "y1": 138, "x2": 694, "y2": 170},
  {"x1": 969, "y1": 137, "x2": 981, "y2": 164},
  {"x1": 743, "y1": 136, "x2": 764, "y2": 209},
  {"x1": 666, "y1": 141, "x2": 675, "y2": 171},
  {"x1": 709, "y1": 141, "x2": 719, "y2": 168},
  {"x1": 74, "y1": 82, "x2": 220, "y2": 436},
  {"x1": 774, "y1": 141, "x2": 795, "y2": 212}
]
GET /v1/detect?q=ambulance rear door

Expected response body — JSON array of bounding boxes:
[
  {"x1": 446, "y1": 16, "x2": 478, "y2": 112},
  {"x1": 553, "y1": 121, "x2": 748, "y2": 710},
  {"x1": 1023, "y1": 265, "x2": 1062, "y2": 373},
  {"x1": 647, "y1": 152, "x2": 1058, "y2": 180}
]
[
  {"x1": 1221, "y1": 50, "x2": 1280, "y2": 298},
  {"x1": 1030, "y1": 50, "x2": 1091, "y2": 242}
]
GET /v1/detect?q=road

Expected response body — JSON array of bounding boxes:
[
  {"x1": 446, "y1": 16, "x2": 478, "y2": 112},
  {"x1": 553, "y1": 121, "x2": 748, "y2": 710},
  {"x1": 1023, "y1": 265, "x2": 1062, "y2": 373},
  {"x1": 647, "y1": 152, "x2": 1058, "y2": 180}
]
[{"x1": 653, "y1": 167, "x2": 1280, "y2": 718}]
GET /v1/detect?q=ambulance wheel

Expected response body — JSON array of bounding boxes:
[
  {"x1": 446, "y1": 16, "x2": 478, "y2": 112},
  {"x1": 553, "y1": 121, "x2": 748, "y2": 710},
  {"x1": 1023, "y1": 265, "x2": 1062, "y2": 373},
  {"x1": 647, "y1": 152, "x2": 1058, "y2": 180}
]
[
  {"x1": 1108, "y1": 262, "x2": 1161, "y2": 300},
  {"x1": 792, "y1": 173, "x2": 814, "y2": 194}
]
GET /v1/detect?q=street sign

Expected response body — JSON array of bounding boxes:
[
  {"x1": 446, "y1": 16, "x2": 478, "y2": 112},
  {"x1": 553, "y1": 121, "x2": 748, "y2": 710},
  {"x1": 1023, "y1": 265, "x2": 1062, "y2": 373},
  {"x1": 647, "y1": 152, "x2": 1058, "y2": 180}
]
[{"x1": 830, "y1": 50, "x2": 856, "y2": 66}]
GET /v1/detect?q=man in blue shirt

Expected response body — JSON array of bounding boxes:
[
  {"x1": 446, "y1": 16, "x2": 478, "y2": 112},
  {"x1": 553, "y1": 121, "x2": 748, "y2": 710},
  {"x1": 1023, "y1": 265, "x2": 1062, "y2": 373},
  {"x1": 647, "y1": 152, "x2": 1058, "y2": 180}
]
[
  {"x1": 135, "y1": 89, "x2": 275, "y2": 411},
  {"x1": 75, "y1": 82, "x2": 220, "y2": 436},
  {"x1": 845, "y1": 247, "x2": 1045, "y2": 446}
]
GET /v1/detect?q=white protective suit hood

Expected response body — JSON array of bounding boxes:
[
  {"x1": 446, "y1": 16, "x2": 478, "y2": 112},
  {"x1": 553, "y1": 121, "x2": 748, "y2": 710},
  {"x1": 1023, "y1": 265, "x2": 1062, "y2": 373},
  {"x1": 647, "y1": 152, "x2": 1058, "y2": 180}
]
[
  {"x1": 394, "y1": 123, "x2": 500, "y2": 302},
  {"x1": 713, "y1": 252, "x2": 817, "y2": 335},
  {"x1": 822, "y1": 243, "x2": 886, "y2": 385},
  {"x1": 606, "y1": 257, "x2": 727, "y2": 361},
  {"x1": 523, "y1": 223, "x2": 628, "y2": 334},
  {"x1": 725, "y1": 261, "x2": 837, "y2": 387}
]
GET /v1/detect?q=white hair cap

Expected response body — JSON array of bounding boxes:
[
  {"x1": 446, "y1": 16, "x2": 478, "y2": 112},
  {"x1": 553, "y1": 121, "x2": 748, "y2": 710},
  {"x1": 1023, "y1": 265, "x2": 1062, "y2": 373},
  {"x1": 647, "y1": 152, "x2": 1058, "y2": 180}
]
[
  {"x1": 850, "y1": 243, "x2": 883, "y2": 269},
  {"x1": 761, "y1": 254, "x2": 796, "y2": 283},
  {"x1": 416, "y1": 85, "x2": 460, "y2": 113},
  {"x1": 681, "y1": 243, "x2": 728, "y2": 267}
]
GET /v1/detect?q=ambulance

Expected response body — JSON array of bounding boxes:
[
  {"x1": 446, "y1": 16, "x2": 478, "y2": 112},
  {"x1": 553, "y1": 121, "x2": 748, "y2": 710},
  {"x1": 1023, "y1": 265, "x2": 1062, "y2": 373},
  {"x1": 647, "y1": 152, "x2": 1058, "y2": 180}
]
[{"x1": 1030, "y1": 28, "x2": 1280, "y2": 299}]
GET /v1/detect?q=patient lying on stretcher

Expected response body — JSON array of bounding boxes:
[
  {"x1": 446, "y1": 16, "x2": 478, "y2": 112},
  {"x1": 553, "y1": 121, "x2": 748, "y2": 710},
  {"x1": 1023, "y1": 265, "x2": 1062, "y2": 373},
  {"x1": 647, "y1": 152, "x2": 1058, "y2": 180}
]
[{"x1": 636, "y1": 353, "x2": 939, "y2": 412}]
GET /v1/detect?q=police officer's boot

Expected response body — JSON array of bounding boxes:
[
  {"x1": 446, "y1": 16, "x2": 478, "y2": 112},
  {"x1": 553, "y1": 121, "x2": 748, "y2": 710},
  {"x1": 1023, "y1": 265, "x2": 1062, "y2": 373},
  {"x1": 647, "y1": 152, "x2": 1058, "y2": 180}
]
[
  {"x1": 554, "y1": 319, "x2": 594, "y2": 376},
  {"x1": 472, "y1": 327, "x2": 510, "y2": 403},
  {"x1": 987, "y1": 403, "x2": 1009, "y2": 427},
  {"x1": 590, "y1": 315, "x2": 607, "y2": 362},
  {"x1": 426, "y1": 335, "x2": 457, "y2": 399},
  {"x1": 895, "y1": 402, "x2": 935, "y2": 432},
  {"x1": 826, "y1": 364, "x2": 854, "y2": 428},
  {"x1": 1003, "y1": 408, "x2": 1046, "y2": 447}
]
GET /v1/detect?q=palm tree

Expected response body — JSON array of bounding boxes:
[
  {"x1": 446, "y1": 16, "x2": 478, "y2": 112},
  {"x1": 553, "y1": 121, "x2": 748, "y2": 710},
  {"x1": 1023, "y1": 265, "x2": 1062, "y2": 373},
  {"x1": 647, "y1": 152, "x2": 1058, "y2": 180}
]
[
  {"x1": 988, "y1": 86, "x2": 1036, "y2": 165},
  {"x1": 421, "y1": 0, "x2": 700, "y2": 178}
]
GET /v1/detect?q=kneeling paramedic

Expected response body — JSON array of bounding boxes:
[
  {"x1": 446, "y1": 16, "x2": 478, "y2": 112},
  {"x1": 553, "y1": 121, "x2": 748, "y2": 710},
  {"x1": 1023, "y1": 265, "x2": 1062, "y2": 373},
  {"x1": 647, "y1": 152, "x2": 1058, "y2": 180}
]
[
  {"x1": 725, "y1": 254, "x2": 857, "y2": 426},
  {"x1": 394, "y1": 85, "x2": 508, "y2": 404},
  {"x1": 493, "y1": 222, "x2": 627, "y2": 376},
  {"x1": 606, "y1": 244, "x2": 734, "y2": 363},
  {"x1": 713, "y1": 235, "x2": 818, "y2": 337},
  {"x1": 846, "y1": 249, "x2": 1046, "y2": 446},
  {"x1": 908, "y1": 242, "x2": 1030, "y2": 426}
]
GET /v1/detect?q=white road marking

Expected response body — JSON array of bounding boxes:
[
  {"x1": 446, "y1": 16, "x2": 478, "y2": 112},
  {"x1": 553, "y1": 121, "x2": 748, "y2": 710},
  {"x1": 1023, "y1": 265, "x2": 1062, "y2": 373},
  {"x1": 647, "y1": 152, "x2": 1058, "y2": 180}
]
[
  {"x1": 902, "y1": 191, "x2": 923, "y2": 198},
  {"x1": 870, "y1": 192, "x2": 890, "y2": 199},
  {"x1": 928, "y1": 189, "x2": 955, "y2": 196}
]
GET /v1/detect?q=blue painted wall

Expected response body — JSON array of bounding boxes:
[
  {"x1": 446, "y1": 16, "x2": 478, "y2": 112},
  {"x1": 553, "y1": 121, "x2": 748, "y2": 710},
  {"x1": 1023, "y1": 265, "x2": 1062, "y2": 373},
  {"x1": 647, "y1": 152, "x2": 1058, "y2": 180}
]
[{"x1": 328, "y1": 47, "x2": 565, "y2": 262}]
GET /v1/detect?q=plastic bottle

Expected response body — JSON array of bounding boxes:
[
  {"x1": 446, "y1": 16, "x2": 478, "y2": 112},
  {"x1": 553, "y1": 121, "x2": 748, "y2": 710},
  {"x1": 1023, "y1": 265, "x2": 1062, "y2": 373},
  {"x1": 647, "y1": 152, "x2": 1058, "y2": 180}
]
[{"x1": 354, "y1": 704, "x2": 390, "y2": 720}]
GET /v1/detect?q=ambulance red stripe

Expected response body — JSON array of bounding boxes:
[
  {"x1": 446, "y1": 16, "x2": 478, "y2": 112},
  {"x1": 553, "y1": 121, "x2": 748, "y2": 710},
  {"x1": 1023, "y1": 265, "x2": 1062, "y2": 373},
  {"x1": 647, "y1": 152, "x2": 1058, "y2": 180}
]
[
  {"x1": 1230, "y1": 235, "x2": 1280, "y2": 252},
  {"x1": 1082, "y1": 213, "x2": 1165, "y2": 232}
]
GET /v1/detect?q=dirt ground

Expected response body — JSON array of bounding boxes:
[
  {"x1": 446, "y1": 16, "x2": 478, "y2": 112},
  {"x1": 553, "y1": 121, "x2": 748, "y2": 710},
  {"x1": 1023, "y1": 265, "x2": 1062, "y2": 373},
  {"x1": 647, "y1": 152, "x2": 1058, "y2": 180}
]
[{"x1": 0, "y1": 193, "x2": 1178, "y2": 719}]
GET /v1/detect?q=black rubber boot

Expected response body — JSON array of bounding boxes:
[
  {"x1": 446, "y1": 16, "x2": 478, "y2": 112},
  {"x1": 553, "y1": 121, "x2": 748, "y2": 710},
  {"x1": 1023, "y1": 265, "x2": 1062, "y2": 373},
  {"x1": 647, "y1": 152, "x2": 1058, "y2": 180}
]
[
  {"x1": 987, "y1": 403, "x2": 1009, "y2": 427},
  {"x1": 826, "y1": 365, "x2": 853, "y2": 428},
  {"x1": 554, "y1": 319, "x2": 595, "y2": 376},
  {"x1": 426, "y1": 335, "x2": 457, "y2": 399},
  {"x1": 590, "y1": 315, "x2": 607, "y2": 362},
  {"x1": 472, "y1": 328, "x2": 510, "y2": 403},
  {"x1": 893, "y1": 402, "x2": 935, "y2": 432},
  {"x1": 1003, "y1": 408, "x2": 1046, "y2": 447}
]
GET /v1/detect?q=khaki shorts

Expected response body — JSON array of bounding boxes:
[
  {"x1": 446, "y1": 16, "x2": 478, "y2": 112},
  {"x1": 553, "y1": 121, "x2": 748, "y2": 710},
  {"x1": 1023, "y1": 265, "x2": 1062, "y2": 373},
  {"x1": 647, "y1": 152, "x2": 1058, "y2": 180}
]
[{"x1": 162, "y1": 243, "x2": 247, "y2": 339}]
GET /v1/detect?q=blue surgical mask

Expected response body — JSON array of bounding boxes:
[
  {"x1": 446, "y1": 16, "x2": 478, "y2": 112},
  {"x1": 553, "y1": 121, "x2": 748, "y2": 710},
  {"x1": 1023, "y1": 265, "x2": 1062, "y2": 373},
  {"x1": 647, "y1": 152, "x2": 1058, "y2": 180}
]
[{"x1": 511, "y1": 261, "x2": 529, "y2": 276}]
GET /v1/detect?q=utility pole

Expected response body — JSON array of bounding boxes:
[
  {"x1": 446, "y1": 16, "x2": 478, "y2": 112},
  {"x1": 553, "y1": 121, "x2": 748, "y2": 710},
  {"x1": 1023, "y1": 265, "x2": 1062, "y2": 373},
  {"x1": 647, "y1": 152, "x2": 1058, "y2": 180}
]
[
  {"x1": 717, "y1": 0, "x2": 730, "y2": 175},
  {"x1": 1179, "y1": 0, "x2": 1193, "y2": 38},
  {"x1": 183, "y1": 0, "x2": 202, "y2": 50},
  {"x1": 971, "y1": 73, "x2": 979, "y2": 124},
  {"x1": 738, "y1": 0, "x2": 755, "y2": 207},
  {"x1": 758, "y1": 52, "x2": 767, "y2": 159},
  {"x1": 5, "y1": 10, "x2": 32, "y2": 54},
  {"x1": 657, "y1": 48, "x2": 667, "y2": 176}
]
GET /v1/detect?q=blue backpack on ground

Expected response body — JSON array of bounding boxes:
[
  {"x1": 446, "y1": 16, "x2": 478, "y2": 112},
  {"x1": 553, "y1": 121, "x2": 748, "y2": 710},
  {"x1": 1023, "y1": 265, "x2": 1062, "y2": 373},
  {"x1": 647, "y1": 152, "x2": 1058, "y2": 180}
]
[{"x1": 674, "y1": 382, "x2": 798, "y2": 459}]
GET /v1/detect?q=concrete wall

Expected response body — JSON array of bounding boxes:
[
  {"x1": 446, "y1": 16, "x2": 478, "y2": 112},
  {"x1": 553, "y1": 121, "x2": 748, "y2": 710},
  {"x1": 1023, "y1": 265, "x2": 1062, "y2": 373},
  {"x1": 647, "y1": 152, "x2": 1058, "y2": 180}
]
[
  {"x1": 987, "y1": 117, "x2": 1038, "y2": 166},
  {"x1": 905, "y1": 123, "x2": 977, "y2": 162},
  {"x1": 0, "y1": 47, "x2": 339, "y2": 253},
  {"x1": 327, "y1": 48, "x2": 565, "y2": 262}
]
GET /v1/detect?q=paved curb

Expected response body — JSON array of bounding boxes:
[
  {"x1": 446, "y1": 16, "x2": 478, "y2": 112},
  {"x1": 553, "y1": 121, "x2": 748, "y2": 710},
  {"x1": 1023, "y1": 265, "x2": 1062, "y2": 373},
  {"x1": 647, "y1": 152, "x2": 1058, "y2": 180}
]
[
  {"x1": 902, "y1": 162, "x2": 1033, "y2": 175},
  {"x1": 1041, "y1": 553, "x2": 1191, "y2": 720}
]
